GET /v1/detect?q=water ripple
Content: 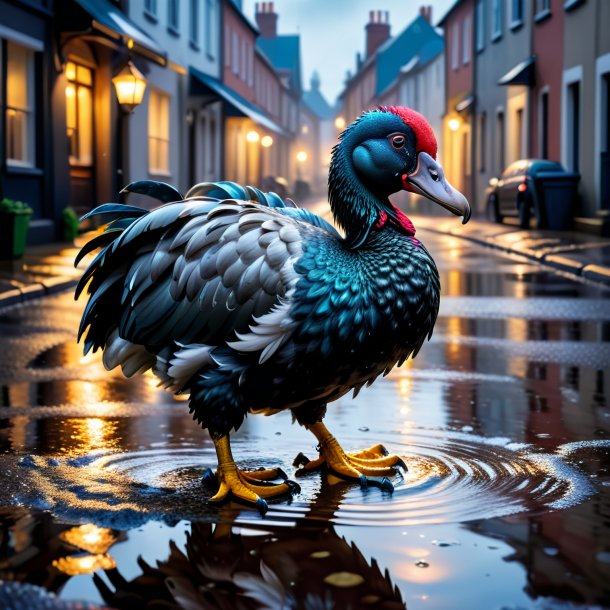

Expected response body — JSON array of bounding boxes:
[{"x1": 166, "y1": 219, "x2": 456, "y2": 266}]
[{"x1": 6, "y1": 429, "x2": 602, "y2": 530}]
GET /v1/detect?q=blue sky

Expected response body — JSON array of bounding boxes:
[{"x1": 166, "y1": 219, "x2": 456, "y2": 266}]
[{"x1": 243, "y1": 0, "x2": 455, "y2": 105}]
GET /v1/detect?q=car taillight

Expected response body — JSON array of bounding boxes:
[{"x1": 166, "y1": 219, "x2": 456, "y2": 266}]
[{"x1": 518, "y1": 183, "x2": 527, "y2": 192}]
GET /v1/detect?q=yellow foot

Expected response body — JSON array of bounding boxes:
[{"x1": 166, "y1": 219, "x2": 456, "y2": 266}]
[
  {"x1": 204, "y1": 436, "x2": 299, "y2": 514},
  {"x1": 293, "y1": 423, "x2": 406, "y2": 492}
]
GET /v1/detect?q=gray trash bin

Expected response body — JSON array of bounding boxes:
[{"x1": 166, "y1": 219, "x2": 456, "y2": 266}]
[{"x1": 533, "y1": 172, "x2": 580, "y2": 231}]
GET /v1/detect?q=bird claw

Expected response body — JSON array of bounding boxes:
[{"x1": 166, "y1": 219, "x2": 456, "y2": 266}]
[{"x1": 205, "y1": 461, "x2": 299, "y2": 510}]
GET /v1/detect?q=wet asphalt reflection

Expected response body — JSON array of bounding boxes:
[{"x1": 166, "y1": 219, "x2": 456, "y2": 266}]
[{"x1": 0, "y1": 229, "x2": 609, "y2": 609}]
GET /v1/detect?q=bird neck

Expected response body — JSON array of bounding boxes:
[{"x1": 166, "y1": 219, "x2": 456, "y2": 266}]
[{"x1": 328, "y1": 142, "x2": 386, "y2": 250}]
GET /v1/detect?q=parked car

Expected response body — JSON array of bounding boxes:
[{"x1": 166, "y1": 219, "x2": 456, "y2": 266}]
[{"x1": 485, "y1": 159, "x2": 578, "y2": 229}]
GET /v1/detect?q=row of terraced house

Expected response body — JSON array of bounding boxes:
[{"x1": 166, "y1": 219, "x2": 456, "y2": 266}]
[
  {"x1": 0, "y1": 0, "x2": 334, "y2": 245},
  {"x1": 337, "y1": 0, "x2": 610, "y2": 233}
]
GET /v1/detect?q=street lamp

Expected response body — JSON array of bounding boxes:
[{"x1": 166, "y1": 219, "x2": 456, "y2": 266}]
[
  {"x1": 112, "y1": 61, "x2": 147, "y2": 199},
  {"x1": 112, "y1": 61, "x2": 147, "y2": 113},
  {"x1": 246, "y1": 130, "x2": 260, "y2": 143},
  {"x1": 334, "y1": 116, "x2": 346, "y2": 130},
  {"x1": 261, "y1": 135, "x2": 273, "y2": 148},
  {"x1": 296, "y1": 150, "x2": 308, "y2": 163},
  {"x1": 448, "y1": 118, "x2": 461, "y2": 132}
]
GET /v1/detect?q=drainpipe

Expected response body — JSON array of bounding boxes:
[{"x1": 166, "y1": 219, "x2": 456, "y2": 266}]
[
  {"x1": 527, "y1": 0, "x2": 535, "y2": 157},
  {"x1": 470, "y1": 0, "x2": 478, "y2": 214}
]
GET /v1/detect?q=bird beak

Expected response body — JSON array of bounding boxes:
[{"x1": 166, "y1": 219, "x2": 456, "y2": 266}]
[{"x1": 403, "y1": 152, "x2": 471, "y2": 224}]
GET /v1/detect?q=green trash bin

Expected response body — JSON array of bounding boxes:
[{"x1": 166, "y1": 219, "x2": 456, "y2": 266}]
[{"x1": 0, "y1": 199, "x2": 32, "y2": 259}]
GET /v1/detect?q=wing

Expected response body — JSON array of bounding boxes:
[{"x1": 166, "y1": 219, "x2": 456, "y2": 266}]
[{"x1": 117, "y1": 200, "x2": 310, "y2": 362}]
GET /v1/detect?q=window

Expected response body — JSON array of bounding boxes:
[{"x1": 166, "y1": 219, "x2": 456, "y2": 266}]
[
  {"x1": 144, "y1": 0, "x2": 157, "y2": 18},
  {"x1": 567, "y1": 81, "x2": 580, "y2": 172},
  {"x1": 224, "y1": 24, "x2": 230, "y2": 67},
  {"x1": 492, "y1": 0, "x2": 503, "y2": 41},
  {"x1": 65, "y1": 61, "x2": 93, "y2": 166},
  {"x1": 451, "y1": 22, "x2": 459, "y2": 70},
  {"x1": 564, "y1": 0, "x2": 586, "y2": 11},
  {"x1": 5, "y1": 42, "x2": 35, "y2": 167},
  {"x1": 463, "y1": 16, "x2": 471, "y2": 64},
  {"x1": 535, "y1": 0, "x2": 551, "y2": 20},
  {"x1": 168, "y1": 0, "x2": 179, "y2": 33},
  {"x1": 511, "y1": 0, "x2": 524, "y2": 27},
  {"x1": 478, "y1": 112, "x2": 487, "y2": 171},
  {"x1": 231, "y1": 31, "x2": 239, "y2": 75},
  {"x1": 189, "y1": 0, "x2": 199, "y2": 47},
  {"x1": 205, "y1": 0, "x2": 215, "y2": 57},
  {"x1": 496, "y1": 110, "x2": 505, "y2": 173},
  {"x1": 540, "y1": 90, "x2": 548, "y2": 158},
  {"x1": 148, "y1": 89, "x2": 170, "y2": 174},
  {"x1": 476, "y1": 0, "x2": 485, "y2": 52}
]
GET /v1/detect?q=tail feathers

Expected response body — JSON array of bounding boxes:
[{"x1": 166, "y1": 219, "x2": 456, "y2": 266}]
[{"x1": 185, "y1": 181, "x2": 297, "y2": 210}]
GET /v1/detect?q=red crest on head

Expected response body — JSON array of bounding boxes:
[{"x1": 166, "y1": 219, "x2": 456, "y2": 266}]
[{"x1": 382, "y1": 106, "x2": 438, "y2": 160}]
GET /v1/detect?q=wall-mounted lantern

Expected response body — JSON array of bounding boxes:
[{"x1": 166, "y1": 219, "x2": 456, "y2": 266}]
[{"x1": 112, "y1": 61, "x2": 147, "y2": 113}]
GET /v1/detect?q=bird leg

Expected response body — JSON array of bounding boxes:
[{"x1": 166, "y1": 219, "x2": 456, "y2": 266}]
[
  {"x1": 203, "y1": 435, "x2": 299, "y2": 514},
  {"x1": 294, "y1": 422, "x2": 406, "y2": 491}
]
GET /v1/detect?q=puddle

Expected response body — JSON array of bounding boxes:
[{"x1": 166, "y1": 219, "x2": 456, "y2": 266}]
[{"x1": 4, "y1": 431, "x2": 604, "y2": 530}]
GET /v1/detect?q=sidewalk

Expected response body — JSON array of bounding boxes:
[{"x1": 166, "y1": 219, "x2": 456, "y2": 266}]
[
  {"x1": 0, "y1": 214, "x2": 609, "y2": 310},
  {"x1": 412, "y1": 214, "x2": 610, "y2": 286},
  {"x1": 0, "y1": 236, "x2": 86, "y2": 309}
]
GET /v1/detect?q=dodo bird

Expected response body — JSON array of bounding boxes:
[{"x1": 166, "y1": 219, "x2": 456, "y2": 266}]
[{"x1": 75, "y1": 106, "x2": 470, "y2": 512}]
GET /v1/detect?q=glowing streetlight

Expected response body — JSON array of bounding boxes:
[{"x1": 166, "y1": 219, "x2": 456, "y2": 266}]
[
  {"x1": 334, "y1": 116, "x2": 346, "y2": 130},
  {"x1": 448, "y1": 118, "x2": 461, "y2": 132},
  {"x1": 246, "y1": 130, "x2": 260, "y2": 143},
  {"x1": 296, "y1": 150, "x2": 308, "y2": 163},
  {"x1": 261, "y1": 135, "x2": 273, "y2": 148},
  {"x1": 112, "y1": 61, "x2": 147, "y2": 112}
]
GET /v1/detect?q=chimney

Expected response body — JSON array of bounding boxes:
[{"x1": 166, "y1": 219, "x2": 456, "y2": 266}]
[
  {"x1": 419, "y1": 5, "x2": 433, "y2": 23},
  {"x1": 365, "y1": 10, "x2": 390, "y2": 59},
  {"x1": 255, "y1": 2, "x2": 278, "y2": 38}
]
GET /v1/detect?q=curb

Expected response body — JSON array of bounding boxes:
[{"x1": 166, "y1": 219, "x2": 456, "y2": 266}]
[
  {"x1": 417, "y1": 222, "x2": 610, "y2": 287},
  {"x1": 0, "y1": 277, "x2": 78, "y2": 310}
]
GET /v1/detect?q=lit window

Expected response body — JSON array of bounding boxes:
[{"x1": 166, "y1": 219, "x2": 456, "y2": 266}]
[
  {"x1": 190, "y1": 0, "x2": 199, "y2": 46},
  {"x1": 148, "y1": 89, "x2": 170, "y2": 174},
  {"x1": 168, "y1": 0, "x2": 179, "y2": 32},
  {"x1": 511, "y1": 0, "x2": 524, "y2": 27},
  {"x1": 144, "y1": 0, "x2": 157, "y2": 18},
  {"x1": 476, "y1": 0, "x2": 485, "y2": 52},
  {"x1": 463, "y1": 16, "x2": 471, "y2": 64},
  {"x1": 451, "y1": 22, "x2": 459, "y2": 70},
  {"x1": 5, "y1": 42, "x2": 35, "y2": 167},
  {"x1": 492, "y1": 0, "x2": 503, "y2": 40},
  {"x1": 65, "y1": 61, "x2": 93, "y2": 166}
]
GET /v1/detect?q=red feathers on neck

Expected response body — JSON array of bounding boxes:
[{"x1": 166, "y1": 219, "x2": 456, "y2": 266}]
[{"x1": 374, "y1": 206, "x2": 416, "y2": 236}]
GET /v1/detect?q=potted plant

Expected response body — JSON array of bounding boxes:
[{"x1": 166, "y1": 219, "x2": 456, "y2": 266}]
[
  {"x1": 62, "y1": 206, "x2": 80, "y2": 243},
  {"x1": 0, "y1": 198, "x2": 33, "y2": 259}
]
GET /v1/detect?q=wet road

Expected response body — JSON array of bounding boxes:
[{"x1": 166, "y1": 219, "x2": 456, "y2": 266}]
[{"x1": 0, "y1": 226, "x2": 609, "y2": 609}]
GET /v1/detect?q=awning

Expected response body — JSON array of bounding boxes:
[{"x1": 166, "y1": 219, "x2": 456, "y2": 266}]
[
  {"x1": 72, "y1": 0, "x2": 166, "y2": 65},
  {"x1": 498, "y1": 56, "x2": 536, "y2": 87},
  {"x1": 190, "y1": 67, "x2": 287, "y2": 136},
  {"x1": 455, "y1": 94, "x2": 475, "y2": 113}
]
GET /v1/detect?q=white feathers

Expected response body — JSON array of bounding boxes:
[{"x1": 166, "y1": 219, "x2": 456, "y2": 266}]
[
  {"x1": 227, "y1": 288, "x2": 296, "y2": 364},
  {"x1": 165, "y1": 343, "x2": 215, "y2": 390},
  {"x1": 103, "y1": 328, "x2": 156, "y2": 377}
]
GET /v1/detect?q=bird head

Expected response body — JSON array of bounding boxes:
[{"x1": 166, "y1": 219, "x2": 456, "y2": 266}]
[{"x1": 329, "y1": 106, "x2": 470, "y2": 248}]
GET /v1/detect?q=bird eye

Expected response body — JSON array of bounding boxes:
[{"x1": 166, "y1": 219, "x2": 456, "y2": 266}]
[{"x1": 390, "y1": 134, "x2": 406, "y2": 150}]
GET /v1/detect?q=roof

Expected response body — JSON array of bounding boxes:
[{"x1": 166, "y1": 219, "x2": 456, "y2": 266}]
[
  {"x1": 190, "y1": 67, "x2": 287, "y2": 136},
  {"x1": 226, "y1": 0, "x2": 259, "y2": 36},
  {"x1": 256, "y1": 35, "x2": 302, "y2": 95},
  {"x1": 66, "y1": 0, "x2": 166, "y2": 65},
  {"x1": 303, "y1": 87, "x2": 334, "y2": 120},
  {"x1": 437, "y1": 0, "x2": 466, "y2": 26},
  {"x1": 375, "y1": 16, "x2": 443, "y2": 95}
]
